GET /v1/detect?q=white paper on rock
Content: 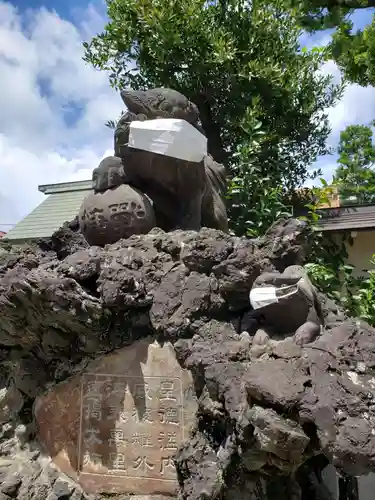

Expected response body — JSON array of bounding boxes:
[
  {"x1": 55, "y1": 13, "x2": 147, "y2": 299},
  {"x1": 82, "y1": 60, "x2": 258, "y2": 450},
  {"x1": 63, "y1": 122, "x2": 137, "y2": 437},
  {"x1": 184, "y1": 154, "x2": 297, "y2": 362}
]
[
  {"x1": 250, "y1": 287, "x2": 279, "y2": 310},
  {"x1": 249, "y1": 284, "x2": 299, "y2": 310},
  {"x1": 128, "y1": 118, "x2": 208, "y2": 162}
]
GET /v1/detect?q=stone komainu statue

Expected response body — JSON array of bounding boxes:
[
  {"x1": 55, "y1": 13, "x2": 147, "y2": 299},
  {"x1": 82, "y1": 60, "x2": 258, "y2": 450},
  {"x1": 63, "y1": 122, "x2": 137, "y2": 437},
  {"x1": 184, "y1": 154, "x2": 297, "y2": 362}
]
[
  {"x1": 79, "y1": 88, "x2": 228, "y2": 246},
  {"x1": 249, "y1": 265, "x2": 324, "y2": 348}
]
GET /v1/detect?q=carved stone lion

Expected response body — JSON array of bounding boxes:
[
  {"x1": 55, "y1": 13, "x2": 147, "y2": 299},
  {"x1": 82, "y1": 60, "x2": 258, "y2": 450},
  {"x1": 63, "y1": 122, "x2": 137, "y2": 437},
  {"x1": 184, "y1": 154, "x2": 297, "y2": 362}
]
[
  {"x1": 79, "y1": 88, "x2": 228, "y2": 246},
  {"x1": 249, "y1": 265, "x2": 324, "y2": 347}
]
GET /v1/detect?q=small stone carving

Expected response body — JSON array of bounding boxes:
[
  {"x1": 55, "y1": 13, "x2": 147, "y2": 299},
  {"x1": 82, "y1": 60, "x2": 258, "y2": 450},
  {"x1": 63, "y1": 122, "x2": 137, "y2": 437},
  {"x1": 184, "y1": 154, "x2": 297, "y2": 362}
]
[
  {"x1": 79, "y1": 184, "x2": 156, "y2": 247},
  {"x1": 79, "y1": 87, "x2": 228, "y2": 246},
  {"x1": 92, "y1": 156, "x2": 129, "y2": 193},
  {"x1": 249, "y1": 264, "x2": 324, "y2": 347}
]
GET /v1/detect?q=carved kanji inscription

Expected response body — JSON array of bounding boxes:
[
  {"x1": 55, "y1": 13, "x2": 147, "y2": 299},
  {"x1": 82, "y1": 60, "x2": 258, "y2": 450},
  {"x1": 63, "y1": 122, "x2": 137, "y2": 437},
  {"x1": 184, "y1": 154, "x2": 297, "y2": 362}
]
[{"x1": 34, "y1": 340, "x2": 198, "y2": 495}]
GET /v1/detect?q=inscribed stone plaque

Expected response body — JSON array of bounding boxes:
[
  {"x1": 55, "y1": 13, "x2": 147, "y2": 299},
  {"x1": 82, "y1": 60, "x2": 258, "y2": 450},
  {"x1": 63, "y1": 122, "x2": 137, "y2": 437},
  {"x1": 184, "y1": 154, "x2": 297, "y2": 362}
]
[{"x1": 34, "y1": 339, "x2": 198, "y2": 495}]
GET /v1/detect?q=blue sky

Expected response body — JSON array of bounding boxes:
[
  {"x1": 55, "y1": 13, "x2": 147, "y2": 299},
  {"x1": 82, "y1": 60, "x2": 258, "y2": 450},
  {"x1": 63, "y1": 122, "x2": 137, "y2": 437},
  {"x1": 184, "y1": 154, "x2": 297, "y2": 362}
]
[
  {"x1": 12, "y1": 0, "x2": 107, "y2": 26},
  {"x1": 0, "y1": 0, "x2": 375, "y2": 230}
]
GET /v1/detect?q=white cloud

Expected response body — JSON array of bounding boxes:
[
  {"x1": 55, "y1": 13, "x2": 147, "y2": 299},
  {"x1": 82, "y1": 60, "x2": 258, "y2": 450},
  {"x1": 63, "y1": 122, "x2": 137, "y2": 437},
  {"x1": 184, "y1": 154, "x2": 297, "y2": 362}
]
[
  {"x1": 305, "y1": 58, "x2": 375, "y2": 185},
  {"x1": 321, "y1": 60, "x2": 375, "y2": 144},
  {"x1": 0, "y1": 1, "x2": 123, "y2": 231},
  {"x1": 300, "y1": 12, "x2": 375, "y2": 185},
  {"x1": 304, "y1": 16, "x2": 375, "y2": 185}
]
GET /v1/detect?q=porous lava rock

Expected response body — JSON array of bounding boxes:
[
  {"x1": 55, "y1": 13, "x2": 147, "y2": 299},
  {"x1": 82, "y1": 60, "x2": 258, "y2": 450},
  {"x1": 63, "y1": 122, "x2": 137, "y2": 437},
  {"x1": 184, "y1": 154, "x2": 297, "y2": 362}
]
[{"x1": 0, "y1": 218, "x2": 374, "y2": 500}]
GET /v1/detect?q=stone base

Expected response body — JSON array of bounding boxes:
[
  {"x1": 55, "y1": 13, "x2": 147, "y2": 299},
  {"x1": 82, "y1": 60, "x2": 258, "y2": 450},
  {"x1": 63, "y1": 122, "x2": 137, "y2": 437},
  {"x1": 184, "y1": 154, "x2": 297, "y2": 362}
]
[{"x1": 79, "y1": 184, "x2": 156, "y2": 246}]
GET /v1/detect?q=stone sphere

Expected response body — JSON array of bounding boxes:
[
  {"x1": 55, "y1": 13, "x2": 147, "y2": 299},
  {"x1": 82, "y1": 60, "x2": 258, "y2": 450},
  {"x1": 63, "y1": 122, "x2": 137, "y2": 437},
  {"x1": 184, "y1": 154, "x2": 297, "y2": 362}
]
[{"x1": 78, "y1": 184, "x2": 156, "y2": 246}]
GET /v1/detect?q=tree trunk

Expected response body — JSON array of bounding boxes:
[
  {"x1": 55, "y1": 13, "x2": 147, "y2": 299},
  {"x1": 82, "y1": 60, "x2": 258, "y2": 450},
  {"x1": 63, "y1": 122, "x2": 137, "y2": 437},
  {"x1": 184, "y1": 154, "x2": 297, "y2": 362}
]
[
  {"x1": 338, "y1": 474, "x2": 359, "y2": 500},
  {"x1": 193, "y1": 93, "x2": 228, "y2": 165}
]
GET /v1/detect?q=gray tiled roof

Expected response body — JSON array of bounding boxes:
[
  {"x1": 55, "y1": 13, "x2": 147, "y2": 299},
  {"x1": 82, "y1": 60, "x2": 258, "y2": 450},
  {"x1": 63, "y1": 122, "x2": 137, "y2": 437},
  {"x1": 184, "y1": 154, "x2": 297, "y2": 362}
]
[
  {"x1": 4, "y1": 180, "x2": 93, "y2": 242},
  {"x1": 318, "y1": 205, "x2": 375, "y2": 231}
]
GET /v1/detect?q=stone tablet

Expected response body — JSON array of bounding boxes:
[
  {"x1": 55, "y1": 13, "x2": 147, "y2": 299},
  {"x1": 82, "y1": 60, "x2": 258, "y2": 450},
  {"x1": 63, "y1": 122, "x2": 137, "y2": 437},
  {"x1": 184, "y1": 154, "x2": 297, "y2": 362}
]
[{"x1": 34, "y1": 340, "x2": 198, "y2": 495}]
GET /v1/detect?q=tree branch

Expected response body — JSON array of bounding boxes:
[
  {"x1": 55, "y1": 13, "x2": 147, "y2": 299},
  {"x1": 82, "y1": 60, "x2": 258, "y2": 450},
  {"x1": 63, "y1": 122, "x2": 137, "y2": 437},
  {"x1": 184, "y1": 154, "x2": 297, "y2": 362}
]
[
  {"x1": 308, "y1": 0, "x2": 375, "y2": 10},
  {"x1": 193, "y1": 92, "x2": 228, "y2": 165}
]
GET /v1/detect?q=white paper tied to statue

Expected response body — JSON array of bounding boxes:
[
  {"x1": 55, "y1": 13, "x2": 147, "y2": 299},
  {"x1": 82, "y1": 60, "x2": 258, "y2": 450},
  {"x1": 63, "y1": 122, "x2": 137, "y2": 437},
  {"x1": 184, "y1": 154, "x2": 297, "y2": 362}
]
[
  {"x1": 250, "y1": 287, "x2": 278, "y2": 310},
  {"x1": 250, "y1": 284, "x2": 299, "y2": 310},
  {"x1": 128, "y1": 118, "x2": 208, "y2": 162}
]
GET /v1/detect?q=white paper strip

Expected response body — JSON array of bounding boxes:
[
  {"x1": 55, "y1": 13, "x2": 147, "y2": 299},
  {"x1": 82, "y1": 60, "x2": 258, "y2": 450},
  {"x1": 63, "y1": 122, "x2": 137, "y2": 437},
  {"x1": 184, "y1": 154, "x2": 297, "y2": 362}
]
[
  {"x1": 128, "y1": 118, "x2": 207, "y2": 162},
  {"x1": 250, "y1": 287, "x2": 278, "y2": 310}
]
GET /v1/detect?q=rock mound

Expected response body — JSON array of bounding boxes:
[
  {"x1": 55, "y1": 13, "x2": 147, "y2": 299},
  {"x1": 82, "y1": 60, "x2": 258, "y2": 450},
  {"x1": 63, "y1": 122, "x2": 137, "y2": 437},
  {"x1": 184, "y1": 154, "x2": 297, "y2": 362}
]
[{"x1": 0, "y1": 218, "x2": 373, "y2": 500}]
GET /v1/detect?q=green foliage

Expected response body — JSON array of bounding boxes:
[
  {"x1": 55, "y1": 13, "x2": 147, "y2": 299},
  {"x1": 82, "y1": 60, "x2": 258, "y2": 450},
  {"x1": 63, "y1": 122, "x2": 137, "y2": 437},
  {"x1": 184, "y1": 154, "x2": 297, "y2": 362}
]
[
  {"x1": 330, "y1": 16, "x2": 375, "y2": 87},
  {"x1": 333, "y1": 124, "x2": 375, "y2": 203},
  {"x1": 306, "y1": 257, "x2": 375, "y2": 325},
  {"x1": 280, "y1": 0, "x2": 375, "y2": 88},
  {"x1": 301, "y1": 177, "x2": 375, "y2": 326},
  {"x1": 227, "y1": 151, "x2": 293, "y2": 238},
  {"x1": 285, "y1": 0, "x2": 352, "y2": 32},
  {"x1": 337, "y1": 124, "x2": 375, "y2": 170},
  {"x1": 105, "y1": 119, "x2": 118, "y2": 130},
  {"x1": 84, "y1": 0, "x2": 341, "y2": 188},
  {"x1": 227, "y1": 115, "x2": 293, "y2": 237},
  {"x1": 105, "y1": 111, "x2": 125, "y2": 130},
  {"x1": 351, "y1": 259, "x2": 375, "y2": 323}
]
